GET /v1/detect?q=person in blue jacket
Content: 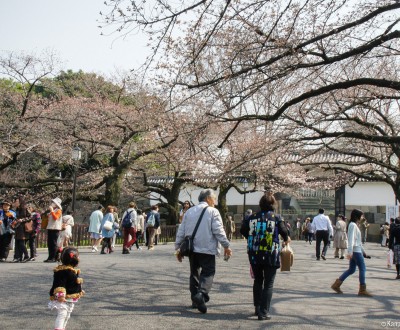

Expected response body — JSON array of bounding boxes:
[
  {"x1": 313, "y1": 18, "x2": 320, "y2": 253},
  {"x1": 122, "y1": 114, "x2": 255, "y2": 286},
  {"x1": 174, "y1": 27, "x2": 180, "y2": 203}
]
[
  {"x1": 0, "y1": 200, "x2": 17, "y2": 262},
  {"x1": 100, "y1": 205, "x2": 116, "y2": 254}
]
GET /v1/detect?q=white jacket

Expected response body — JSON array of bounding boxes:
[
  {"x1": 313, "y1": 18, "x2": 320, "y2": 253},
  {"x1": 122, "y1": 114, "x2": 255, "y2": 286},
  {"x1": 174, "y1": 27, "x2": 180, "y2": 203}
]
[{"x1": 175, "y1": 202, "x2": 230, "y2": 255}]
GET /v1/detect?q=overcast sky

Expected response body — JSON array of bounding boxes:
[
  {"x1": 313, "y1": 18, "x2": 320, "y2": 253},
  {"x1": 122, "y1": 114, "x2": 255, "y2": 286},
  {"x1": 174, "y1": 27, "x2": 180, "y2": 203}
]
[{"x1": 0, "y1": 0, "x2": 149, "y2": 75}]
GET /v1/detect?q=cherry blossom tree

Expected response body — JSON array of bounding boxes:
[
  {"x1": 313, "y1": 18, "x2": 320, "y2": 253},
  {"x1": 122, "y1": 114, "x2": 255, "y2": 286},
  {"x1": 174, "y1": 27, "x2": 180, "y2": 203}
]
[
  {"x1": 101, "y1": 1, "x2": 400, "y2": 127},
  {"x1": 0, "y1": 57, "x2": 179, "y2": 208},
  {"x1": 101, "y1": 1, "x2": 400, "y2": 204}
]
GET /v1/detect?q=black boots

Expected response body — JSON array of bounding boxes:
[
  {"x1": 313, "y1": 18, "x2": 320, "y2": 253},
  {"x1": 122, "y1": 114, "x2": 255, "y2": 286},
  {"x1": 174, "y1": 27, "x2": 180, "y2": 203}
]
[
  {"x1": 100, "y1": 241, "x2": 107, "y2": 254},
  {"x1": 255, "y1": 306, "x2": 271, "y2": 320}
]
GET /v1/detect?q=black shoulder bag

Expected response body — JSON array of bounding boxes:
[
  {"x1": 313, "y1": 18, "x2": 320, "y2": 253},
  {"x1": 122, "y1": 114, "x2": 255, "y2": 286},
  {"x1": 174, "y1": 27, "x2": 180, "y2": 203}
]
[{"x1": 179, "y1": 206, "x2": 208, "y2": 257}]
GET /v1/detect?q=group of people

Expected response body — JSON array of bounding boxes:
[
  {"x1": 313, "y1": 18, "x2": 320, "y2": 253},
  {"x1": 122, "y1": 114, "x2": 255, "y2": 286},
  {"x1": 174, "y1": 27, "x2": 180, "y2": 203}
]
[
  {"x1": 87, "y1": 202, "x2": 161, "y2": 254},
  {"x1": 0, "y1": 198, "x2": 40, "y2": 262},
  {"x1": 3, "y1": 189, "x2": 400, "y2": 328},
  {"x1": 0, "y1": 196, "x2": 76, "y2": 264}
]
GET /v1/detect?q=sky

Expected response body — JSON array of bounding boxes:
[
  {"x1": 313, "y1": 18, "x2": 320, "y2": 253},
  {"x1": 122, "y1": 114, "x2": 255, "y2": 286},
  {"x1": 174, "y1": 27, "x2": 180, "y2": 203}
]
[{"x1": 0, "y1": 0, "x2": 149, "y2": 75}]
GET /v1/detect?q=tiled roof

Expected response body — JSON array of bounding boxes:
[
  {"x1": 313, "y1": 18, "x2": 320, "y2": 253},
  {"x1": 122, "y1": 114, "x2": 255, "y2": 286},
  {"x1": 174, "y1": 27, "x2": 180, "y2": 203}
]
[
  {"x1": 147, "y1": 175, "x2": 250, "y2": 184},
  {"x1": 285, "y1": 152, "x2": 364, "y2": 163}
]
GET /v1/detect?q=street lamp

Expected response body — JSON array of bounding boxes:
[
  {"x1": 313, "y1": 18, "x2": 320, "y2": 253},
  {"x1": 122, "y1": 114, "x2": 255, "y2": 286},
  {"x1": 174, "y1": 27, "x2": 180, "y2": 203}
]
[
  {"x1": 71, "y1": 146, "x2": 82, "y2": 213},
  {"x1": 242, "y1": 178, "x2": 249, "y2": 220}
]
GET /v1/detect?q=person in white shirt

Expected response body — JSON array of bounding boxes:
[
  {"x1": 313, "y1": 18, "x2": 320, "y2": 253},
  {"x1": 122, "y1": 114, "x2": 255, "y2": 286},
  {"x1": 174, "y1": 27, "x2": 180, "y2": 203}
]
[
  {"x1": 175, "y1": 189, "x2": 232, "y2": 314},
  {"x1": 331, "y1": 209, "x2": 372, "y2": 296},
  {"x1": 311, "y1": 208, "x2": 333, "y2": 260}
]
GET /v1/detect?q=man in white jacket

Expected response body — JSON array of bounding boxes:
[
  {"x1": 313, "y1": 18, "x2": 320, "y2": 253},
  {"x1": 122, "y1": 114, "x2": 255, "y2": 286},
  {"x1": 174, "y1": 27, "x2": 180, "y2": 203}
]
[{"x1": 175, "y1": 189, "x2": 232, "y2": 314}]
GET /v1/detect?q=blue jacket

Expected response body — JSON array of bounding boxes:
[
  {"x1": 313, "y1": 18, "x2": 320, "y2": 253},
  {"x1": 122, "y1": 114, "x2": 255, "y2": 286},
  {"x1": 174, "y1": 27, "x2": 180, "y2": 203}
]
[
  {"x1": 0, "y1": 209, "x2": 16, "y2": 234},
  {"x1": 100, "y1": 213, "x2": 115, "y2": 238}
]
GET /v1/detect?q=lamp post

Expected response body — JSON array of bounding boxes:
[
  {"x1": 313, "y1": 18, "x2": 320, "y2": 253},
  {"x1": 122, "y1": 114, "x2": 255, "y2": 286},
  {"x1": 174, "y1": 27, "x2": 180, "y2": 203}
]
[
  {"x1": 242, "y1": 179, "x2": 249, "y2": 220},
  {"x1": 71, "y1": 146, "x2": 82, "y2": 213}
]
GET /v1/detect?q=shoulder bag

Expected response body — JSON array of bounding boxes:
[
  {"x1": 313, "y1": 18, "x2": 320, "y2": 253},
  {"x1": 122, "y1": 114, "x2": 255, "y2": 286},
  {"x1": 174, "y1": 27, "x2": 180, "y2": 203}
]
[
  {"x1": 24, "y1": 220, "x2": 34, "y2": 233},
  {"x1": 179, "y1": 206, "x2": 208, "y2": 257}
]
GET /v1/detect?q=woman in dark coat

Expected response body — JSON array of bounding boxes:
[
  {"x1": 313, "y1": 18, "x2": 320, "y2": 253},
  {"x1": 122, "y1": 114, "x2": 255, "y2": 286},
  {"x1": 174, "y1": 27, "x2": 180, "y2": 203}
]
[
  {"x1": 240, "y1": 191, "x2": 290, "y2": 321},
  {"x1": 13, "y1": 196, "x2": 31, "y2": 262}
]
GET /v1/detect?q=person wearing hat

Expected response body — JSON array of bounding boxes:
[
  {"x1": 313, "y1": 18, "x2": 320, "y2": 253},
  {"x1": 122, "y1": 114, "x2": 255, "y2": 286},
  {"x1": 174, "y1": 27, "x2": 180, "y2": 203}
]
[
  {"x1": 44, "y1": 197, "x2": 63, "y2": 262},
  {"x1": 0, "y1": 200, "x2": 17, "y2": 262}
]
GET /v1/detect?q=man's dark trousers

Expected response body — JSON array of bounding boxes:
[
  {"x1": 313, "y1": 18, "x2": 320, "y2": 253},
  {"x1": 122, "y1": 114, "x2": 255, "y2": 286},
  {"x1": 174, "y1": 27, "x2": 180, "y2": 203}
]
[
  {"x1": 189, "y1": 252, "x2": 216, "y2": 303},
  {"x1": 316, "y1": 230, "x2": 329, "y2": 258}
]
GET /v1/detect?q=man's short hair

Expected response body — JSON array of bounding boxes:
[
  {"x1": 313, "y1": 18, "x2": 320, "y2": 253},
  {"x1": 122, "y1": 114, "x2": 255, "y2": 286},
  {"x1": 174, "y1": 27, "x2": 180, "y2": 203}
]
[
  {"x1": 319, "y1": 208, "x2": 325, "y2": 214},
  {"x1": 198, "y1": 189, "x2": 216, "y2": 202}
]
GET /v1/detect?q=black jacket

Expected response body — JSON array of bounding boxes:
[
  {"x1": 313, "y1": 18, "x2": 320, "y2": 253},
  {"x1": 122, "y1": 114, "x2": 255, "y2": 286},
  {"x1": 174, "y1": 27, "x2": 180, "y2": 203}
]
[
  {"x1": 389, "y1": 223, "x2": 400, "y2": 250},
  {"x1": 49, "y1": 265, "x2": 84, "y2": 301}
]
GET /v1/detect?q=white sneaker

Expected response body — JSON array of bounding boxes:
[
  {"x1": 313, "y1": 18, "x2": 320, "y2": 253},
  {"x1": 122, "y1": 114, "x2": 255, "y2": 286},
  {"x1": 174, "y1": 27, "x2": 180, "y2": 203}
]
[
  {"x1": 91, "y1": 246, "x2": 98, "y2": 252},
  {"x1": 138, "y1": 247, "x2": 142, "y2": 251}
]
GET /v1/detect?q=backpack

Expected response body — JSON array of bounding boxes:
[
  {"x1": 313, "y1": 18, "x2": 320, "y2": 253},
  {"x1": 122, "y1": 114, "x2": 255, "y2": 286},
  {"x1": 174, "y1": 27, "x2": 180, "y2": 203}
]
[
  {"x1": 122, "y1": 210, "x2": 133, "y2": 228},
  {"x1": 147, "y1": 213, "x2": 156, "y2": 227}
]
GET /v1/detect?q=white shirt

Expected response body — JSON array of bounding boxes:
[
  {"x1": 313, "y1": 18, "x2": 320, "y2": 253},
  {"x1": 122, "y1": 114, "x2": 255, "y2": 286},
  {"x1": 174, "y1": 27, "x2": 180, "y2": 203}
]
[{"x1": 312, "y1": 213, "x2": 333, "y2": 236}]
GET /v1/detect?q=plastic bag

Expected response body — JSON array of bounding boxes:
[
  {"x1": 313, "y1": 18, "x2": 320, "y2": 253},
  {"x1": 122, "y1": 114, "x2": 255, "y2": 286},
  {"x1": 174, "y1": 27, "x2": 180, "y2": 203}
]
[
  {"x1": 280, "y1": 244, "x2": 294, "y2": 271},
  {"x1": 387, "y1": 250, "x2": 394, "y2": 268}
]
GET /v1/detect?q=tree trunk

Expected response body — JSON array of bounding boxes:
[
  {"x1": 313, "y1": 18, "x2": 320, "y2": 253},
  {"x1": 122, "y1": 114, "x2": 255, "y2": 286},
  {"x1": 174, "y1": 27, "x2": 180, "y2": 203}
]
[
  {"x1": 102, "y1": 165, "x2": 128, "y2": 206},
  {"x1": 218, "y1": 183, "x2": 233, "y2": 225},
  {"x1": 165, "y1": 178, "x2": 186, "y2": 225}
]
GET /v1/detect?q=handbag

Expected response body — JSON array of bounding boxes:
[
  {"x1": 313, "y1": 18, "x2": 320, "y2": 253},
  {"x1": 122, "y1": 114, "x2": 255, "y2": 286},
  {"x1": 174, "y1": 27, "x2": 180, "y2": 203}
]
[
  {"x1": 103, "y1": 220, "x2": 113, "y2": 231},
  {"x1": 179, "y1": 207, "x2": 208, "y2": 257},
  {"x1": 41, "y1": 213, "x2": 49, "y2": 229},
  {"x1": 24, "y1": 220, "x2": 34, "y2": 233}
]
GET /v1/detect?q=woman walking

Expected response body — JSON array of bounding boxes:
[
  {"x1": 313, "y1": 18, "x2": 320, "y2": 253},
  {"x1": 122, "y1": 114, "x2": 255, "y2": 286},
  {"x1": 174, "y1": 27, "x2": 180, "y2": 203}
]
[
  {"x1": 307, "y1": 219, "x2": 314, "y2": 244},
  {"x1": 333, "y1": 215, "x2": 347, "y2": 259},
  {"x1": 240, "y1": 191, "x2": 290, "y2": 320},
  {"x1": 100, "y1": 206, "x2": 116, "y2": 254},
  {"x1": 331, "y1": 209, "x2": 372, "y2": 296}
]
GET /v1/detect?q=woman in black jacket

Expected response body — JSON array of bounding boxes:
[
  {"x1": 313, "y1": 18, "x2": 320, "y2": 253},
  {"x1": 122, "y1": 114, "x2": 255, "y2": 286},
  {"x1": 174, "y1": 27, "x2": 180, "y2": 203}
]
[
  {"x1": 13, "y1": 196, "x2": 31, "y2": 262},
  {"x1": 240, "y1": 191, "x2": 290, "y2": 321}
]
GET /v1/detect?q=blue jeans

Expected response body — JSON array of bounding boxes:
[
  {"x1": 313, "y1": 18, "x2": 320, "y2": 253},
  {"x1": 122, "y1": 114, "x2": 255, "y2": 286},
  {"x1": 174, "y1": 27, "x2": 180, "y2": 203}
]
[{"x1": 339, "y1": 252, "x2": 366, "y2": 285}]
